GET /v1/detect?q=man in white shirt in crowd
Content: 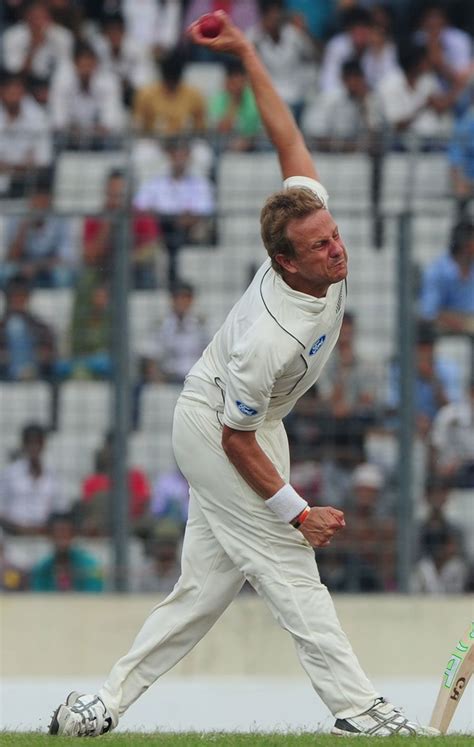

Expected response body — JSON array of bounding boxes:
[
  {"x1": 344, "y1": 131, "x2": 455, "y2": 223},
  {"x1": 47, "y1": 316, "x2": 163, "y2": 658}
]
[
  {"x1": 134, "y1": 138, "x2": 215, "y2": 285},
  {"x1": 122, "y1": 0, "x2": 182, "y2": 59},
  {"x1": 376, "y1": 41, "x2": 454, "y2": 136},
  {"x1": 0, "y1": 424, "x2": 64, "y2": 536},
  {"x1": 3, "y1": 0, "x2": 73, "y2": 79},
  {"x1": 0, "y1": 72, "x2": 52, "y2": 197},
  {"x1": 48, "y1": 11, "x2": 438, "y2": 739},
  {"x1": 320, "y1": 7, "x2": 373, "y2": 93},
  {"x1": 50, "y1": 41, "x2": 125, "y2": 144},
  {"x1": 414, "y1": 2, "x2": 473, "y2": 86}
]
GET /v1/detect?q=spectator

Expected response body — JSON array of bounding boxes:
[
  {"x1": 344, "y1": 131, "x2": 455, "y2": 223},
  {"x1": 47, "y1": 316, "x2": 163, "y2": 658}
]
[
  {"x1": 2, "y1": 175, "x2": 76, "y2": 289},
  {"x1": 208, "y1": 59, "x2": 262, "y2": 151},
  {"x1": 303, "y1": 59, "x2": 382, "y2": 145},
  {"x1": 362, "y1": 20, "x2": 398, "y2": 89},
  {"x1": 26, "y1": 72, "x2": 50, "y2": 109},
  {"x1": 0, "y1": 528, "x2": 29, "y2": 590},
  {"x1": 79, "y1": 432, "x2": 151, "y2": 537},
  {"x1": 411, "y1": 481, "x2": 469, "y2": 593},
  {"x1": 386, "y1": 320, "x2": 462, "y2": 434},
  {"x1": 134, "y1": 140, "x2": 215, "y2": 285},
  {"x1": 448, "y1": 104, "x2": 474, "y2": 207},
  {"x1": 0, "y1": 274, "x2": 57, "y2": 382},
  {"x1": 2, "y1": 0, "x2": 73, "y2": 78},
  {"x1": 320, "y1": 7, "x2": 373, "y2": 92},
  {"x1": 57, "y1": 276, "x2": 112, "y2": 379},
  {"x1": 284, "y1": 0, "x2": 338, "y2": 43},
  {"x1": 150, "y1": 465, "x2": 190, "y2": 529},
  {"x1": 248, "y1": 0, "x2": 314, "y2": 124},
  {"x1": 47, "y1": 0, "x2": 83, "y2": 38},
  {"x1": 414, "y1": 2, "x2": 473, "y2": 86},
  {"x1": 0, "y1": 71, "x2": 52, "y2": 198},
  {"x1": 133, "y1": 50, "x2": 206, "y2": 136},
  {"x1": 83, "y1": 169, "x2": 162, "y2": 290},
  {"x1": 50, "y1": 41, "x2": 125, "y2": 143},
  {"x1": 31, "y1": 512, "x2": 104, "y2": 591},
  {"x1": 138, "y1": 281, "x2": 210, "y2": 385},
  {"x1": 92, "y1": 13, "x2": 155, "y2": 108},
  {"x1": 0, "y1": 424, "x2": 64, "y2": 535},
  {"x1": 122, "y1": 0, "x2": 182, "y2": 57},
  {"x1": 431, "y1": 380, "x2": 474, "y2": 488},
  {"x1": 140, "y1": 519, "x2": 182, "y2": 593},
  {"x1": 419, "y1": 220, "x2": 474, "y2": 335},
  {"x1": 376, "y1": 41, "x2": 455, "y2": 136}
]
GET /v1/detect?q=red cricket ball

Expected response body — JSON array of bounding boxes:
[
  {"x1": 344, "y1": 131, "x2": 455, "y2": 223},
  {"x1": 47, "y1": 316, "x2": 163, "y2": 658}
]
[{"x1": 198, "y1": 13, "x2": 223, "y2": 39}]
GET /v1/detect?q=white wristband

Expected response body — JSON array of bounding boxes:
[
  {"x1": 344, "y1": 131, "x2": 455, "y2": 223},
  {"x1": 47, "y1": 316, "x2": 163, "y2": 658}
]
[{"x1": 265, "y1": 484, "x2": 308, "y2": 523}]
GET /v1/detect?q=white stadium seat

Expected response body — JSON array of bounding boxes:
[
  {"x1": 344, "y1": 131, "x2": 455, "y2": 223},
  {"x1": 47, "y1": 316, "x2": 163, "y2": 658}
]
[
  {"x1": 0, "y1": 382, "x2": 52, "y2": 436},
  {"x1": 57, "y1": 381, "x2": 111, "y2": 433},
  {"x1": 53, "y1": 151, "x2": 125, "y2": 212},
  {"x1": 140, "y1": 383, "x2": 181, "y2": 435}
]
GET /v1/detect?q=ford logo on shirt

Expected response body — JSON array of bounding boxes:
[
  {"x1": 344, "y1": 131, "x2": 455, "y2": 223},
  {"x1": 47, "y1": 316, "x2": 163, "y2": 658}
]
[
  {"x1": 236, "y1": 401, "x2": 258, "y2": 416},
  {"x1": 309, "y1": 335, "x2": 326, "y2": 356}
]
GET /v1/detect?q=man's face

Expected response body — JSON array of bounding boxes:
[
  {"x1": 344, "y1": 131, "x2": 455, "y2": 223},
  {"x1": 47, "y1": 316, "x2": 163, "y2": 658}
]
[
  {"x1": 279, "y1": 209, "x2": 348, "y2": 295},
  {"x1": 226, "y1": 72, "x2": 246, "y2": 98},
  {"x1": 52, "y1": 520, "x2": 74, "y2": 553},
  {"x1": 24, "y1": 434, "x2": 44, "y2": 460},
  {"x1": 343, "y1": 72, "x2": 366, "y2": 99},
  {"x1": 349, "y1": 23, "x2": 371, "y2": 53},
  {"x1": 7, "y1": 287, "x2": 29, "y2": 313},
  {"x1": 26, "y1": 4, "x2": 50, "y2": 35},
  {"x1": 75, "y1": 52, "x2": 97, "y2": 82},
  {"x1": 422, "y1": 9, "x2": 446, "y2": 36},
  {"x1": 1, "y1": 81, "x2": 25, "y2": 112},
  {"x1": 172, "y1": 290, "x2": 194, "y2": 316},
  {"x1": 105, "y1": 176, "x2": 125, "y2": 210},
  {"x1": 105, "y1": 22, "x2": 124, "y2": 51}
]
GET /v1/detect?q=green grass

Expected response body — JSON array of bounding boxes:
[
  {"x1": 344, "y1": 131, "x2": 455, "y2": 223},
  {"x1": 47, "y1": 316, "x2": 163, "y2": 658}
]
[{"x1": 1, "y1": 734, "x2": 473, "y2": 747}]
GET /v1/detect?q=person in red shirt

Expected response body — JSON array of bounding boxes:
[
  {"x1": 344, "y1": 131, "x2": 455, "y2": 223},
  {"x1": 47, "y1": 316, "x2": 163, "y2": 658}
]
[
  {"x1": 82, "y1": 169, "x2": 162, "y2": 289},
  {"x1": 80, "y1": 432, "x2": 150, "y2": 536}
]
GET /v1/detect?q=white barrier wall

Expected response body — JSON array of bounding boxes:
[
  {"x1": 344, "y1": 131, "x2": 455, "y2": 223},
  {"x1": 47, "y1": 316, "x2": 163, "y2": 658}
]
[{"x1": 2, "y1": 594, "x2": 473, "y2": 677}]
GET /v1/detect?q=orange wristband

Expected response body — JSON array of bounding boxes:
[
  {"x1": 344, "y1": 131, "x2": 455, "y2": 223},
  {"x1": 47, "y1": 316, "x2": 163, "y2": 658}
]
[{"x1": 291, "y1": 505, "x2": 311, "y2": 529}]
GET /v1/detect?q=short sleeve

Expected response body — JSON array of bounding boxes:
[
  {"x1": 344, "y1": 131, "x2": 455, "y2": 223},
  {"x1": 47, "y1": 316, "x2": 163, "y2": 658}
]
[
  {"x1": 223, "y1": 332, "x2": 285, "y2": 431},
  {"x1": 283, "y1": 176, "x2": 329, "y2": 208}
]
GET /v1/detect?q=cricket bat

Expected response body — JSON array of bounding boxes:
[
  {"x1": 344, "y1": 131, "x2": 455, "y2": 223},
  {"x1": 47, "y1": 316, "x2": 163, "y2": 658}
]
[{"x1": 429, "y1": 621, "x2": 474, "y2": 733}]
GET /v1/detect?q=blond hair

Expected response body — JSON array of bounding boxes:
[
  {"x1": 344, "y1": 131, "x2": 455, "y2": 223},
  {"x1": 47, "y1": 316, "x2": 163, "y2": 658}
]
[{"x1": 260, "y1": 187, "x2": 325, "y2": 275}]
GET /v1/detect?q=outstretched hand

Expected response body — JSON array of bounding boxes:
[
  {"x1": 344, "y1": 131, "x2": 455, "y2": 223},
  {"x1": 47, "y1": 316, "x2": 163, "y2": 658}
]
[
  {"x1": 187, "y1": 11, "x2": 249, "y2": 57},
  {"x1": 298, "y1": 506, "x2": 345, "y2": 548}
]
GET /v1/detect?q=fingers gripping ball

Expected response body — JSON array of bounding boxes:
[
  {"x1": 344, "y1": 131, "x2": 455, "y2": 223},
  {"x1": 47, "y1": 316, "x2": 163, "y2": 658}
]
[{"x1": 198, "y1": 13, "x2": 223, "y2": 39}]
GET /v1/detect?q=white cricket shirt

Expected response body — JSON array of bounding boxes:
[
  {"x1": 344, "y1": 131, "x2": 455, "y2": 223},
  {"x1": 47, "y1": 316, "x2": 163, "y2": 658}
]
[{"x1": 182, "y1": 176, "x2": 346, "y2": 431}]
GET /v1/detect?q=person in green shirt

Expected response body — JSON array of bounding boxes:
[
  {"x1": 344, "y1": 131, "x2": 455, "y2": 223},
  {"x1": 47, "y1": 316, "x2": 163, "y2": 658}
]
[
  {"x1": 208, "y1": 59, "x2": 261, "y2": 150},
  {"x1": 31, "y1": 512, "x2": 104, "y2": 592}
]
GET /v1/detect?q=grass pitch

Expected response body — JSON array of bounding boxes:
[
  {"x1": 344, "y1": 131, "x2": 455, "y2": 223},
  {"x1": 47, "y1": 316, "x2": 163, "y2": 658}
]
[{"x1": 1, "y1": 734, "x2": 473, "y2": 747}]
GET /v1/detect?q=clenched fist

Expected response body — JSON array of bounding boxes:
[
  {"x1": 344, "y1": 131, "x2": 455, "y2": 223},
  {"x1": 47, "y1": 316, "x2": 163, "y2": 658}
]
[{"x1": 298, "y1": 506, "x2": 345, "y2": 548}]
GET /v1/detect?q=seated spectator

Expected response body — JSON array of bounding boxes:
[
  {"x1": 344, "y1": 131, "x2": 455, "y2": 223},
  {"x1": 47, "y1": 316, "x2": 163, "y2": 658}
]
[
  {"x1": 320, "y1": 461, "x2": 396, "y2": 592},
  {"x1": 248, "y1": 0, "x2": 314, "y2": 124},
  {"x1": 362, "y1": 19, "x2": 398, "y2": 89},
  {"x1": 431, "y1": 380, "x2": 474, "y2": 488},
  {"x1": 138, "y1": 281, "x2": 210, "y2": 385},
  {"x1": 0, "y1": 71, "x2": 52, "y2": 198},
  {"x1": 149, "y1": 464, "x2": 189, "y2": 529},
  {"x1": 83, "y1": 169, "x2": 162, "y2": 290},
  {"x1": 50, "y1": 41, "x2": 125, "y2": 144},
  {"x1": 140, "y1": 518, "x2": 182, "y2": 593},
  {"x1": 47, "y1": 0, "x2": 83, "y2": 38},
  {"x1": 386, "y1": 321, "x2": 462, "y2": 435},
  {"x1": 0, "y1": 424, "x2": 64, "y2": 535},
  {"x1": 92, "y1": 13, "x2": 155, "y2": 108},
  {"x1": 0, "y1": 528, "x2": 29, "y2": 590},
  {"x1": 122, "y1": 0, "x2": 182, "y2": 58},
  {"x1": 208, "y1": 59, "x2": 262, "y2": 151},
  {"x1": 31, "y1": 512, "x2": 104, "y2": 591},
  {"x1": 2, "y1": 0, "x2": 73, "y2": 79},
  {"x1": 376, "y1": 42, "x2": 455, "y2": 137},
  {"x1": 419, "y1": 221, "x2": 474, "y2": 335},
  {"x1": 134, "y1": 140, "x2": 215, "y2": 285},
  {"x1": 414, "y1": 2, "x2": 473, "y2": 87},
  {"x1": 303, "y1": 59, "x2": 382, "y2": 146},
  {"x1": 285, "y1": 0, "x2": 338, "y2": 43},
  {"x1": 2, "y1": 174, "x2": 76, "y2": 289},
  {"x1": 411, "y1": 481, "x2": 469, "y2": 593},
  {"x1": 448, "y1": 104, "x2": 474, "y2": 209},
  {"x1": 133, "y1": 50, "x2": 206, "y2": 136},
  {"x1": 0, "y1": 274, "x2": 57, "y2": 382},
  {"x1": 57, "y1": 275, "x2": 111, "y2": 379},
  {"x1": 79, "y1": 432, "x2": 150, "y2": 536},
  {"x1": 319, "y1": 7, "x2": 373, "y2": 92}
]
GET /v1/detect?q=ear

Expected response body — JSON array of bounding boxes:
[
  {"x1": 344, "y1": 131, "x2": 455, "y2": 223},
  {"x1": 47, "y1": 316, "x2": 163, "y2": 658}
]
[{"x1": 275, "y1": 253, "x2": 298, "y2": 275}]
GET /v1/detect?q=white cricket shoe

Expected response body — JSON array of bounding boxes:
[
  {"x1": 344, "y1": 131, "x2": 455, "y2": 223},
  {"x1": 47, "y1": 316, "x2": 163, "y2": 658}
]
[
  {"x1": 48, "y1": 691, "x2": 113, "y2": 737},
  {"x1": 332, "y1": 697, "x2": 440, "y2": 737}
]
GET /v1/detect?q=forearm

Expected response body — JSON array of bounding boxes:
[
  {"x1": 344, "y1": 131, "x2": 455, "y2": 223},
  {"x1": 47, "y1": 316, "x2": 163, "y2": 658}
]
[{"x1": 222, "y1": 427, "x2": 285, "y2": 499}]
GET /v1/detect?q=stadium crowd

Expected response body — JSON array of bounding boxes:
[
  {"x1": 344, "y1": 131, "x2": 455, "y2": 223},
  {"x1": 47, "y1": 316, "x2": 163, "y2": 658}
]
[{"x1": 0, "y1": 0, "x2": 473, "y2": 594}]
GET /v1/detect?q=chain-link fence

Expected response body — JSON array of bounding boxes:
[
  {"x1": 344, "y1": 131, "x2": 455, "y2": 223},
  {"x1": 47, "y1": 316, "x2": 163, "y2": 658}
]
[{"x1": 0, "y1": 133, "x2": 473, "y2": 594}]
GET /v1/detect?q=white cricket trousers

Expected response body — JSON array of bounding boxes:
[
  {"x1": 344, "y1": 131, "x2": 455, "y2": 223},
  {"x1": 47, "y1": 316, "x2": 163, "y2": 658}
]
[{"x1": 99, "y1": 397, "x2": 378, "y2": 726}]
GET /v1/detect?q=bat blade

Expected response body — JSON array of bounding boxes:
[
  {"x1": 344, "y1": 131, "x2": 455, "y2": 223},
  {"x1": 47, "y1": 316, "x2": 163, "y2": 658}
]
[{"x1": 429, "y1": 622, "x2": 474, "y2": 733}]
